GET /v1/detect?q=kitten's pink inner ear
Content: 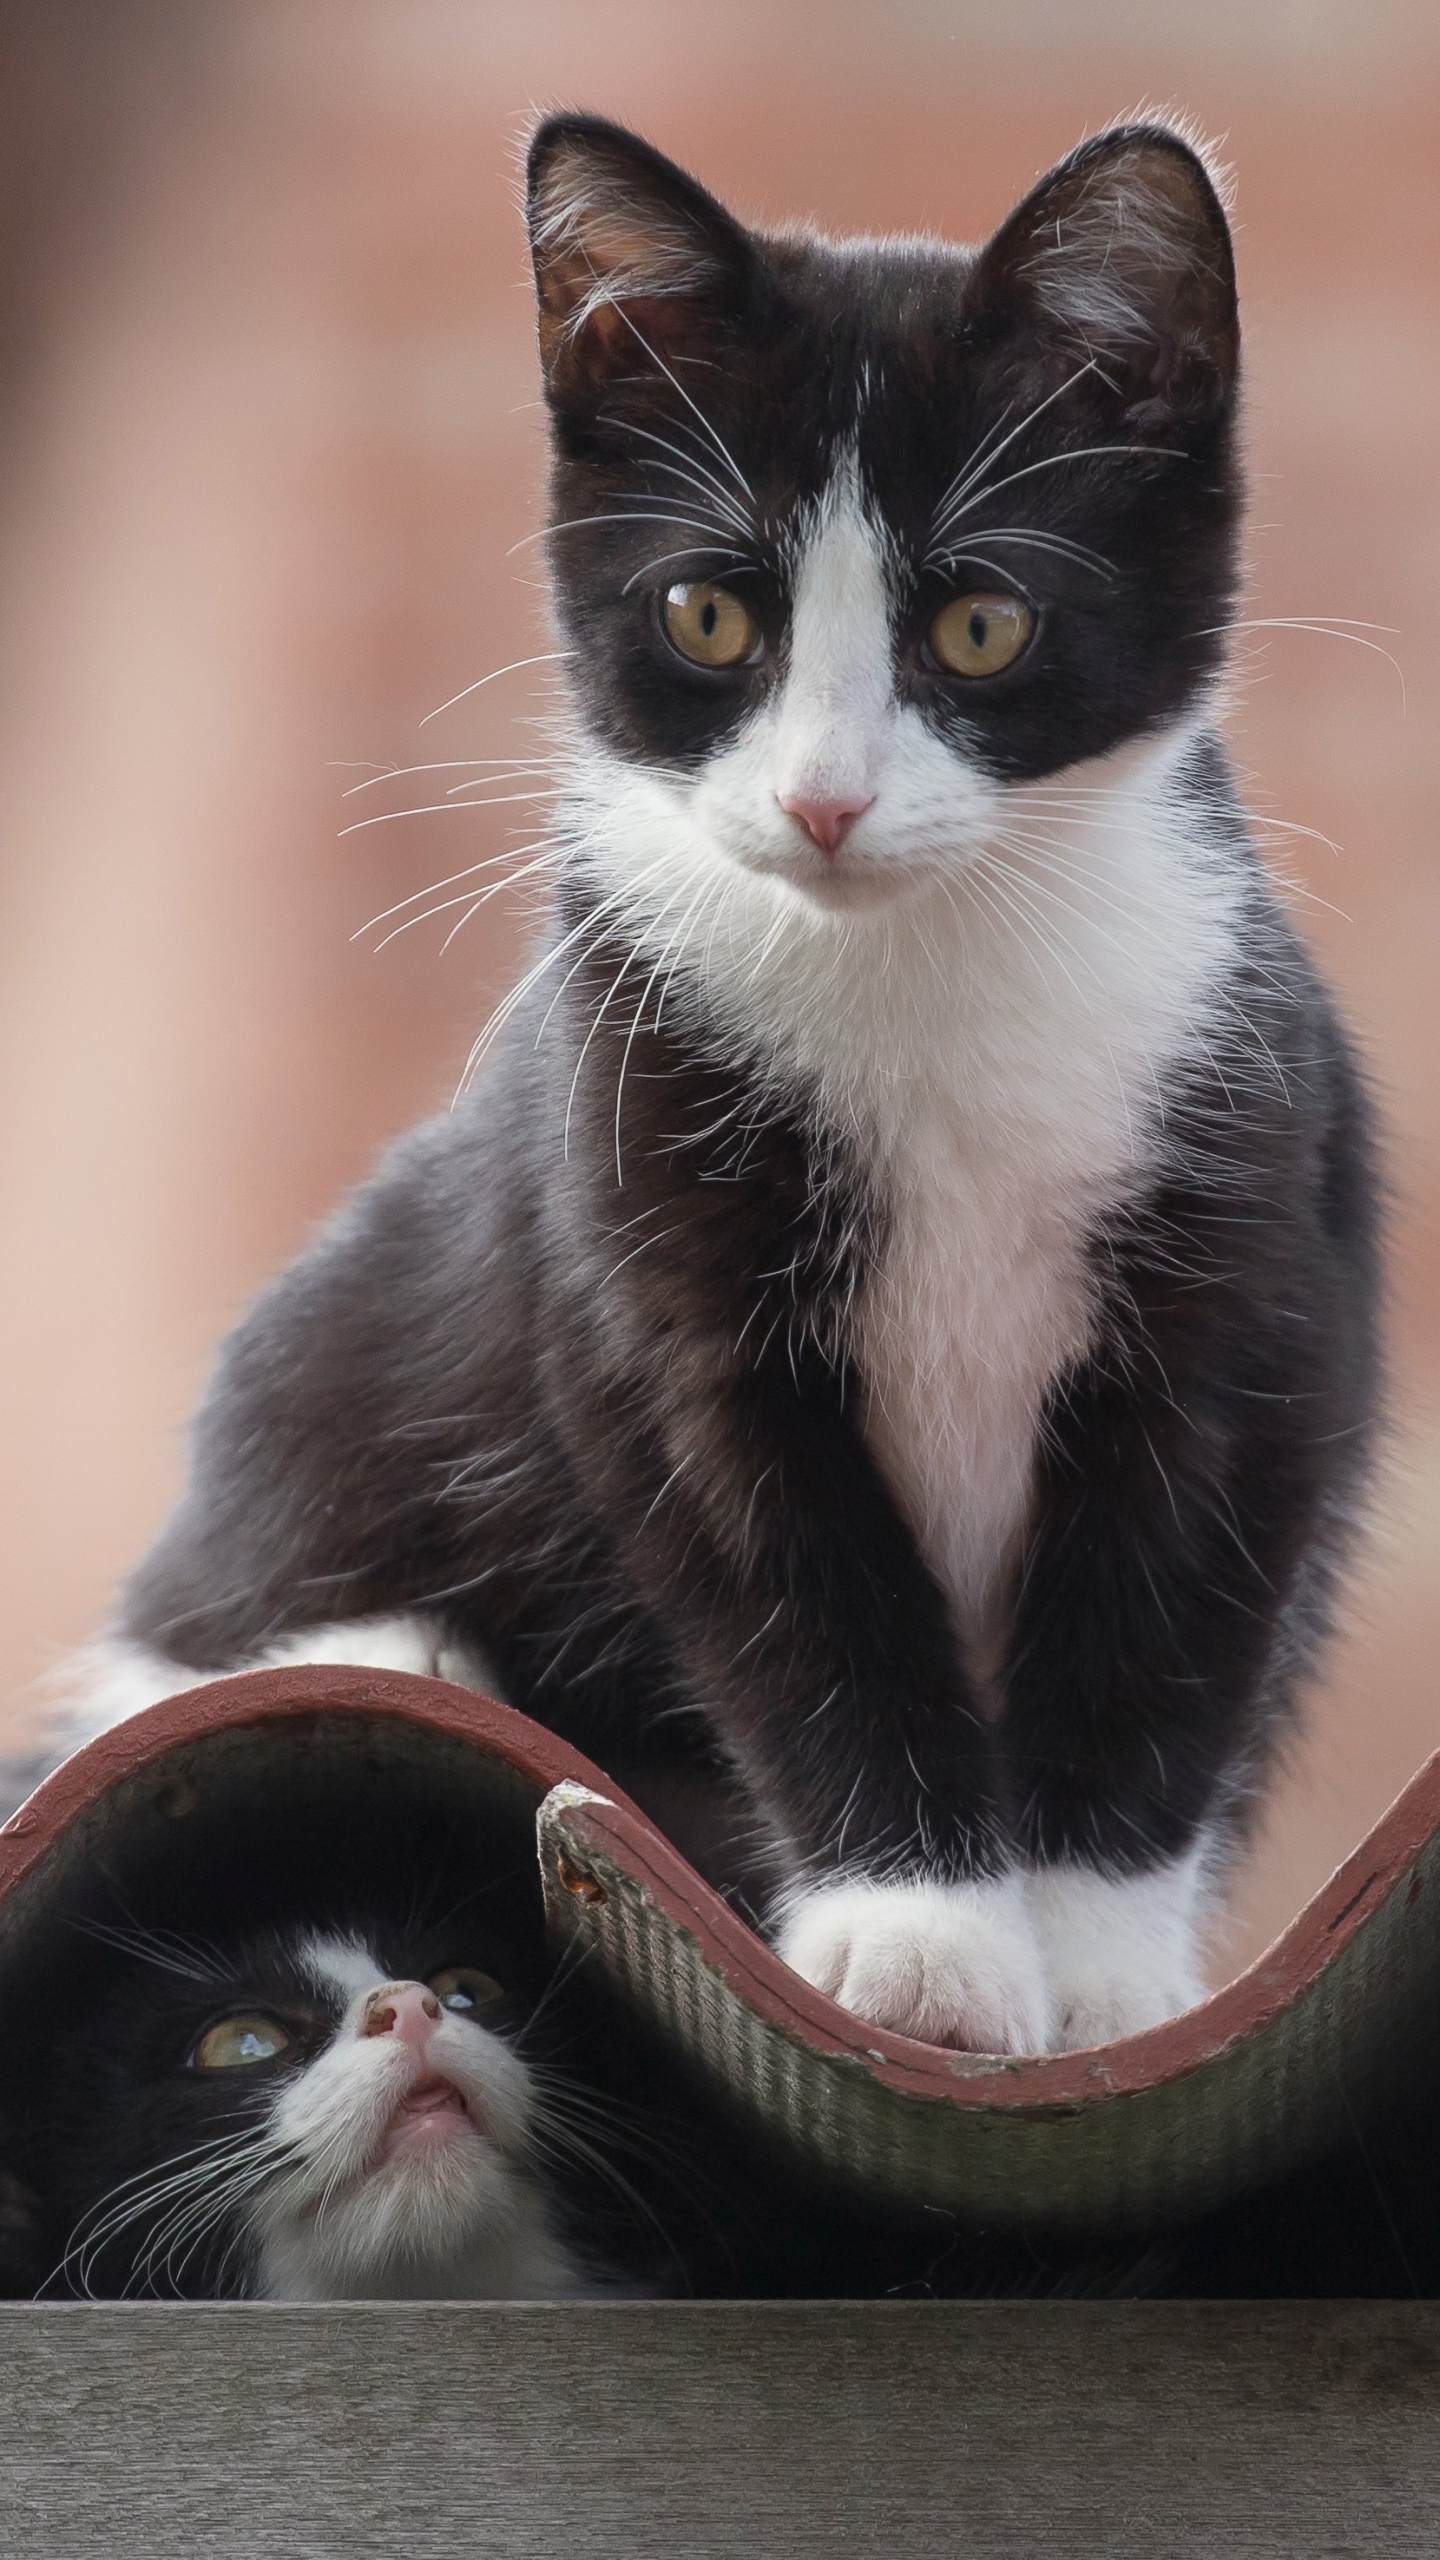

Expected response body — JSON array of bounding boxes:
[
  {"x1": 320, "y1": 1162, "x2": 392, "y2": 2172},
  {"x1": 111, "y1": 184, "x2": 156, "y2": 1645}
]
[
  {"x1": 975, "y1": 126, "x2": 1238, "y2": 415},
  {"x1": 532, "y1": 190, "x2": 671, "y2": 355},
  {"x1": 527, "y1": 122, "x2": 747, "y2": 398}
]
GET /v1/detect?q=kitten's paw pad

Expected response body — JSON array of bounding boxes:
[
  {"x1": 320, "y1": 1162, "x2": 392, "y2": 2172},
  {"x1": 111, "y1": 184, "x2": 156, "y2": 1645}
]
[
  {"x1": 776, "y1": 1875, "x2": 1053, "y2": 2053},
  {"x1": 1025, "y1": 1860, "x2": 1207, "y2": 2052}
]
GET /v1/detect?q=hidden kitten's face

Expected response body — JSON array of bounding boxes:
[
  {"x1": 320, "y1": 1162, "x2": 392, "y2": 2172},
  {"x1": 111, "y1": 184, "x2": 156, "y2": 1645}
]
[
  {"x1": 528, "y1": 116, "x2": 1240, "y2": 916},
  {"x1": 10, "y1": 1910, "x2": 584, "y2": 2301}
]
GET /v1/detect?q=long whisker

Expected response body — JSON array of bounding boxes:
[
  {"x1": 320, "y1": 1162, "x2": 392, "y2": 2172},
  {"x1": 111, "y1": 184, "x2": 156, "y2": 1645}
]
[
  {"x1": 930, "y1": 357, "x2": 1101, "y2": 534},
  {"x1": 353, "y1": 838, "x2": 557, "y2": 938},
  {"x1": 456, "y1": 853, "x2": 683, "y2": 1098},
  {"x1": 931, "y1": 442, "x2": 1185, "y2": 553},
  {"x1": 54, "y1": 2128, "x2": 287, "y2": 2300},
  {"x1": 562, "y1": 875, "x2": 704, "y2": 1163},
  {"x1": 611, "y1": 871, "x2": 726, "y2": 1183},
  {"x1": 64, "y1": 1915, "x2": 224, "y2": 1985},
  {"x1": 1196, "y1": 616, "x2": 1406, "y2": 708},
  {"x1": 508, "y1": 510, "x2": 748, "y2": 557},
  {"x1": 445, "y1": 769, "x2": 554, "y2": 795},
  {"x1": 932, "y1": 525, "x2": 1117, "y2": 581},
  {"x1": 607, "y1": 302, "x2": 757, "y2": 510},
  {"x1": 372, "y1": 851, "x2": 558, "y2": 956},
  {"x1": 968, "y1": 852, "x2": 1095, "y2": 1005},
  {"x1": 338, "y1": 788, "x2": 550, "y2": 839},
  {"x1": 621, "y1": 546, "x2": 751, "y2": 595},
  {"x1": 341, "y1": 760, "x2": 547, "y2": 798},
  {"x1": 436, "y1": 853, "x2": 558, "y2": 956},
  {"x1": 982, "y1": 826, "x2": 1296, "y2": 1099},
  {"x1": 606, "y1": 418, "x2": 755, "y2": 539},
  {"x1": 419, "y1": 652, "x2": 573, "y2": 729}
]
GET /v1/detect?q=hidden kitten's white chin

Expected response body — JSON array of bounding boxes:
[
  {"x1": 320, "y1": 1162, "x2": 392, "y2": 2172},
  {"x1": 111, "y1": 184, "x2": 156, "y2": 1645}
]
[{"x1": 255, "y1": 2145, "x2": 580, "y2": 2301}]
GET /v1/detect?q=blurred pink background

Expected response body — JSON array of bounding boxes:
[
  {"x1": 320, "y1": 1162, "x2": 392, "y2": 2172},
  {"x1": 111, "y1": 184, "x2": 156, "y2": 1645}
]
[{"x1": 1, "y1": 0, "x2": 1436, "y2": 1976}]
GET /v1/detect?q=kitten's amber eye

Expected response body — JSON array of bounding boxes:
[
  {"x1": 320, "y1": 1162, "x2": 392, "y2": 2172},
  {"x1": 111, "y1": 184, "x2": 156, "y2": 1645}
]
[
  {"x1": 662, "y1": 581, "x2": 759, "y2": 669},
  {"x1": 427, "y1": 1966, "x2": 505, "y2": 2017},
  {"x1": 928, "y1": 592, "x2": 1033, "y2": 678},
  {"x1": 190, "y1": 2014, "x2": 294, "y2": 2070}
]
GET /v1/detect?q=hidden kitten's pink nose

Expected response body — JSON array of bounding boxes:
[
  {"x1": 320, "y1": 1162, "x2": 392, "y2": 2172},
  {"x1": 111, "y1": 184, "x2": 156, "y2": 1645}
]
[
  {"x1": 360, "y1": 1981, "x2": 442, "y2": 2052},
  {"x1": 777, "y1": 791, "x2": 874, "y2": 856}
]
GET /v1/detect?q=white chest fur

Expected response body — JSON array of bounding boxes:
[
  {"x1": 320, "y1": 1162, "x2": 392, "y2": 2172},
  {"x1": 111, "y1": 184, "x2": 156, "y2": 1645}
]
[{"x1": 855, "y1": 1095, "x2": 1098, "y2": 1642}]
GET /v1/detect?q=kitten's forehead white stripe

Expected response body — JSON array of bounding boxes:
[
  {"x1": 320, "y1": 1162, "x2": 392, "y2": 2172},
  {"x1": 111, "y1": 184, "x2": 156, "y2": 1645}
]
[
  {"x1": 774, "y1": 457, "x2": 892, "y2": 807},
  {"x1": 301, "y1": 1933, "x2": 386, "y2": 2004}
]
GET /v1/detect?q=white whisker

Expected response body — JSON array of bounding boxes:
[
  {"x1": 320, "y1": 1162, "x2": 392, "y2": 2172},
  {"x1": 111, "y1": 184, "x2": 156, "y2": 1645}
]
[
  {"x1": 419, "y1": 651, "x2": 573, "y2": 728},
  {"x1": 341, "y1": 760, "x2": 546, "y2": 798},
  {"x1": 930, "y1": 441, "x2": 1185, "y2": 556},
  {"x1": 339, "y1": 789, "x2": 549, "y2": 839},
  {"x1": 929, "y1": 358, "x2": 1100, "y2": 536}
]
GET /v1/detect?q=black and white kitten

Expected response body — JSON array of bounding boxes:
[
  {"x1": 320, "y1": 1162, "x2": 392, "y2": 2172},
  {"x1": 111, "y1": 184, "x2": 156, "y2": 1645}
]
[
  {"x1": 59, "y1": 116, "x2": 1379, "y2": 2055},
  {"x1": 1, "y1": 1904, "x2": 615, "y2": 2300}
]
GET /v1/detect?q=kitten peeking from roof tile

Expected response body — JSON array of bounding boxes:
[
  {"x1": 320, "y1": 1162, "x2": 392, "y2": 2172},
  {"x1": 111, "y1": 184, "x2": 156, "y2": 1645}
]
[
  {"x1": 0, "y1": 1849, "x2": 662, "y2": 2302},
  {"x1": 55, "y1": 116, "x2": 1380, "y2": 2056}
]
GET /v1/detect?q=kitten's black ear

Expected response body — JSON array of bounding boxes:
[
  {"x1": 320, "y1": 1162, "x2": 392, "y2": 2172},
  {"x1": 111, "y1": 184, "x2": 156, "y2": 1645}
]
[
  {"x1": 972, "y1": 124, "x2": 1238, "y2": 428},
  {"x1": 526, "y1": 116, "x2": 755, "y2": 409}
]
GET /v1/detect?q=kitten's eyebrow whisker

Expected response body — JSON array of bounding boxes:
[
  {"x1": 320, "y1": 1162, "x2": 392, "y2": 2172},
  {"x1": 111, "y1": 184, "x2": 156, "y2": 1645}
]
[
  {"x1": 66, "y1": 1914, "x2": 230, "y2": 1985},
  {"x1": 606, "y1": 300, "x2": 757, "y2": 511},
  {"x1": 509, "y1": 510, "x2": 747, "y2": 557},
  {"x1": 605, "y1": 416, "x2": 755, "y2": 539},
  {"x1": 931, "y1": 526, "x2": 1117, "y2": 581},
  {"x1": 930, "y1": 357, "x2": 1100, "y2": 532},
  {"x1": 928, "y1": 552, "x2": 1028, "y2": 591},
  {"x1": 933, "y1": 441, "x2": 1186, "y2": 543},
  {"x1": 620, "y1": 546, "x2": 752, "y2": 595}
]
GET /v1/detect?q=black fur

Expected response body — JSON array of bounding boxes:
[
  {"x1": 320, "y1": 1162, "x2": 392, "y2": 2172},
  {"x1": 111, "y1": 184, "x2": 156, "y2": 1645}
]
[{"x1": 113, "y1": 121, "x2": 1378, "y2": 1955}]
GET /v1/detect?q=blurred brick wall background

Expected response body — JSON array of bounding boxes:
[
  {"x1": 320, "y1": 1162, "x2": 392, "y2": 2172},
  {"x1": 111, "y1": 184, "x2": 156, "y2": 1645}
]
[{"x1": 0, "y1": 0, "x2": 1436, "y2": 1975}]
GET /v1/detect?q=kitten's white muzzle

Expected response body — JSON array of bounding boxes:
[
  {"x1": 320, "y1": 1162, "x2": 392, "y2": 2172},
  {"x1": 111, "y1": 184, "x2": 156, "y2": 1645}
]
[
  {"x1": 357, "y1": 1979, "x2": 485, "y2": 2153},
  {"x1": 253, "y1": 1959, "x2": 552, "y2": 2298}
]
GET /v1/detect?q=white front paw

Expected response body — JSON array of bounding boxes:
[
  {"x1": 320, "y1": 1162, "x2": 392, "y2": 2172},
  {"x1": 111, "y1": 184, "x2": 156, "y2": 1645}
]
[
  {"x1": 776, "y1": 1873, "x2": 1053, "y2": 2054},
  {"x1": 1025, "y1": 1855, "x2": 1209, "y2": 2052}
]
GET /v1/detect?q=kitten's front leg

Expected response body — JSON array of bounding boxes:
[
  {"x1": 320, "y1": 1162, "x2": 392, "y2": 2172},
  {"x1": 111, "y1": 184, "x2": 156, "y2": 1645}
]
[
  {"x1": 550, "y1": 1333, "x2": 1050, "y2": 2050},
  {"x1": 1005, "y1": 1269, "x2": 1348, "y2": 2049},
  {"x1": 1022, "y1": 1855, "x2": 1208, "y2": 2052}
]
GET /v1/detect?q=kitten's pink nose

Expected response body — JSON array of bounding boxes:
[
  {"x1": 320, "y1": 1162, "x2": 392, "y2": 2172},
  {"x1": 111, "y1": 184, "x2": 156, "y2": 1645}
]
[
  {"x1": 360, "y1": 1982, "x2": 442, "y2": 2052},
  {"x1": 777, "y1": 791, "x2": 874, "y2": 857}
]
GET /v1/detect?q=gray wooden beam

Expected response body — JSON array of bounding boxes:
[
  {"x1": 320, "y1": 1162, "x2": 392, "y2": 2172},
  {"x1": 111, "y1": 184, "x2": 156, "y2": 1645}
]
[{"x1": 2, "y1": 2300, "x2": 1437, "y2": 2557}]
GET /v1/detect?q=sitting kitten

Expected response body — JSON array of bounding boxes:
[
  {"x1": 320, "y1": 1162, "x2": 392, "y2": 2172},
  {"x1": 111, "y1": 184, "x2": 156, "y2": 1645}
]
[
  {"x1": 1, "y1": 1907, "x2": 621, "y2": 2300},
  {"x1": 58, "y1": 115, "x2": 1379, "y2": 2054}
]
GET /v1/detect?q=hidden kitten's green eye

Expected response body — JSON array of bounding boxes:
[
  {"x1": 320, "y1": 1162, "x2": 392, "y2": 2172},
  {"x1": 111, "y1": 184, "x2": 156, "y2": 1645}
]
[
  {"x1": 662, "y1": 581, "x2": 759, "y2": 669},
  {"x1": 928, "y1": 592, "x2": 1034, "y2": 678},
  {"x1": 190, "y1": 2014, "x2": 294, "y2": 2070},
  {"x1": 427, "y1": 1966, "x2": 505, "y2": 2017}
]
